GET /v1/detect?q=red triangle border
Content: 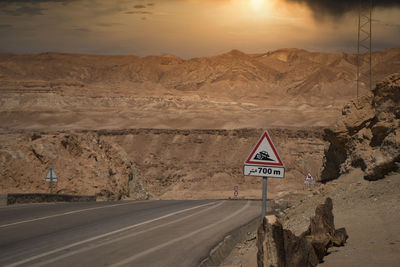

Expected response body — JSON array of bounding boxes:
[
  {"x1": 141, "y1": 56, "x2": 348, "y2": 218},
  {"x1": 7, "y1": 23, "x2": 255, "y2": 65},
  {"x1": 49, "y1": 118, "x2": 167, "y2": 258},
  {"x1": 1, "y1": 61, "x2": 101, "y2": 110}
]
[{"x1": 244, "y1": 131, "x2": 284, "y2": 167}]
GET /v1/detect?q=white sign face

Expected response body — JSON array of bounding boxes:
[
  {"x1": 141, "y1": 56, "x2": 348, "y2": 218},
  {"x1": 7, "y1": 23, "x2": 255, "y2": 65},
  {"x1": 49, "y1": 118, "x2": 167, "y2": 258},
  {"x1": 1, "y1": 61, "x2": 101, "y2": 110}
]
[
  {"x1": 46, "y1": 168, "x2": 58, "y2": 182},
  {"x1": 244, "y1": 131, "x2": 284, "y2": 167},
  {"x1": 244, "y1": 131, "x2": 285, "y2": 178},
  {"x1": 244, "y1": 165, "x2": 285, "y2": 178}
]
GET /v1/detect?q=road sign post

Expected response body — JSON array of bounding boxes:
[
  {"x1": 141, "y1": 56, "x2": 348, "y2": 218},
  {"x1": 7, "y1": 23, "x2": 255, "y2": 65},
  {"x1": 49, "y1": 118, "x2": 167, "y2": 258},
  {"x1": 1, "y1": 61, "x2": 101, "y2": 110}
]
[
  {"x1": 261, "y1": 177, "x2": 267, "y2": 218},
  {"x1": 244, "y1": 130, "x2": 285, "y2": 220}
]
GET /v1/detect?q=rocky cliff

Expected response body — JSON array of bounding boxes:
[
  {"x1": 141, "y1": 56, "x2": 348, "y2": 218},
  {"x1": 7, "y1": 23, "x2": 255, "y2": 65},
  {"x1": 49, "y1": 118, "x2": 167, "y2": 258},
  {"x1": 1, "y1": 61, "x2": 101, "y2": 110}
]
[
  {"x1": 0, "y1": 132, "x2": 152, "y2": 200},
  {"x1": 0, "y1": 127, "x2": 326, "y2": 199},
  {"x1": 322, "y1": 73, "x2": 400, "y2": 181}
]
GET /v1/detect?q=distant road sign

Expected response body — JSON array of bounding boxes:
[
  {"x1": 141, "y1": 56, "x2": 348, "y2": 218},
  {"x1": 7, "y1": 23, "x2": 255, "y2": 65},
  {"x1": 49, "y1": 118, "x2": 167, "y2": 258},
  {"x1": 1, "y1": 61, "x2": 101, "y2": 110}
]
[
  {"x1": 244, "y1": 131, "x2": 284, "y2": 178},
  {"x1": 46, "y1": 167, "x2": 58, "y2": 182},
  {"x1": 304, "y1": 172, "x2": 315, "y2": 184}
]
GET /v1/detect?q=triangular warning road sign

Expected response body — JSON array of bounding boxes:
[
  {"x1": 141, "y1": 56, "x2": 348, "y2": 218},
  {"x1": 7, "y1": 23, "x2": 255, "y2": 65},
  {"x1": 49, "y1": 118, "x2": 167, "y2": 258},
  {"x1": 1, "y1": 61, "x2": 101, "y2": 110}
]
[{"x1": 244, "y1": 131, "x2": 284, "y2": 167}]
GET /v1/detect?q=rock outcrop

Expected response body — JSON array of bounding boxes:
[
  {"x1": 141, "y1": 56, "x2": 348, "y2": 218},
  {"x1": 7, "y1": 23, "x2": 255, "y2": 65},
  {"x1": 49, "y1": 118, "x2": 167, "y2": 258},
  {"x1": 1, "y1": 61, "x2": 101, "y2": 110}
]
[
  {"x1": 257, "y1": 198, "x2": 348, "y2": 267},
  {"x1": 322, "y1": 73, "x2": 400, "y2": 181},
  {"x1": 0, "y1": 132, "x2": 153, "y2": 200}
]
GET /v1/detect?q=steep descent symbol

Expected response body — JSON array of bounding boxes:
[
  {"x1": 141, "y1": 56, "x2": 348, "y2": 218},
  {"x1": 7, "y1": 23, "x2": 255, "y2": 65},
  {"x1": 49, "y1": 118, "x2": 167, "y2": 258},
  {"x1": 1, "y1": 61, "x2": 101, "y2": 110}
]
[
  {"x1": 253, "y1": 151, "x2": 274, "y2": 161},
  {"x1": 244, "y1": 131, "x2": 284, "y2": 167}
]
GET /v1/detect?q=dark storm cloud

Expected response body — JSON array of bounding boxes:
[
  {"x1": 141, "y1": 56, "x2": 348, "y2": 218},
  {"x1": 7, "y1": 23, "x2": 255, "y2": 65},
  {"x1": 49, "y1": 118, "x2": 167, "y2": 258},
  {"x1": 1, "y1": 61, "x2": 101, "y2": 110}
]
[
  {"x1": 0, "y1": 0, "x2": 69, "y2": 16},
  {"x1": 133, "y1": 4, "x2": 146, "y2": 9},
  {"x1": 284, "y1": 0, "x2": 400, "y2": 18},
  {"x1": 0, "y1": 24, "x2": 13, "y2": 29},
  {"x1": 0, "y1": 5, "x2": 46, "y2": 16},
  {"x1": 0, "y1": 0, "x2": 67, "y2": 2}
]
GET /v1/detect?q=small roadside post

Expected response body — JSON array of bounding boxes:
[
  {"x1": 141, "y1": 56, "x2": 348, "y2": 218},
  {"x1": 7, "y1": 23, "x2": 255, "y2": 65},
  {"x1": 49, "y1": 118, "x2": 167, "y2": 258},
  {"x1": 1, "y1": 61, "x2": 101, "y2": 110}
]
[
  {"x1": 45, "y1": 167, "x2": 58, "y2": 194},
  {"x1": 244, "y1": 130, "x2": 285, "y2": 220}
]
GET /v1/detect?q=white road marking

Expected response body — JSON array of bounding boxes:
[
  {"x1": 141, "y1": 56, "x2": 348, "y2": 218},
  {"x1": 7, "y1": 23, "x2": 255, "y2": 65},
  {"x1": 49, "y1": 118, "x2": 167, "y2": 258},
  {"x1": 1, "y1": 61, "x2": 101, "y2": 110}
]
[
  {"x1": 111, "y1": 201, "x2": 251, "y2": 267},
  {"x1": 5, "y1": 201, "x2": 219, "y2": 267},
  {"x1": 32, "y1": 201, "x2": 225, "y2": 267},
  {"x1": 0, "y1": 201, "x2": 147, "y2": 228}
]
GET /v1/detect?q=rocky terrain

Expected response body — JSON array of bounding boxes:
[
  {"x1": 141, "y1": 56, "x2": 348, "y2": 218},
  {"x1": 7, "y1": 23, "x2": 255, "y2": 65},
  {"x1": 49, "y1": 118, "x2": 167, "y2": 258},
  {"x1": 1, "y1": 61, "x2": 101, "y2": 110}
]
[
  {"x1": 322, "y1": 73, "x2": 400, "y2": 181},
  {"x1": 0, "y1": 48, "x2": 399, "y2": 265},
  {"x1": 0, "y1": 132, "x2": 152, "y2": 200},
  {"x1": 0, "y1": 48, "x2": 399, "y2": 131},
  {"x1": 0, "y1": 127, "x2": 325, "y2": 200},
  {"x1": 223, "y1": 169, "x2": 400, "y2": 267},
  {"x1": 222, "y1": 74, "x2": 400, "y2": 266},
  {"x1": 0, "y1": 49, "x2": 399, "y2": 201}
]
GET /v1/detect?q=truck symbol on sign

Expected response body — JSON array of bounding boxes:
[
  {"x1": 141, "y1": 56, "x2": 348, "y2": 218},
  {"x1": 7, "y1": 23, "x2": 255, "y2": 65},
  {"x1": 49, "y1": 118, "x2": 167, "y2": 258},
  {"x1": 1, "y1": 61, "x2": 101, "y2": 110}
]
[{"x1": 254, "y1": 151, "x2": 273, "y2": 161}]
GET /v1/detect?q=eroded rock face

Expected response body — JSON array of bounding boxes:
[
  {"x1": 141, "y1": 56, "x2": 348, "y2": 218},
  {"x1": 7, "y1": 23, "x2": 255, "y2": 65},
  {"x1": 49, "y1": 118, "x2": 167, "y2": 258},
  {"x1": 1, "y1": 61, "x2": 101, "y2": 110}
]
[
  {"x1": 0, "y1": 132, "x2": 152, "y2": 200},
  {"x1": 322, "y1": 73, "x2": 400, "y2": 181},
  {"x1": 257, "y1": 198, "x2": 348, "y2": 267}
]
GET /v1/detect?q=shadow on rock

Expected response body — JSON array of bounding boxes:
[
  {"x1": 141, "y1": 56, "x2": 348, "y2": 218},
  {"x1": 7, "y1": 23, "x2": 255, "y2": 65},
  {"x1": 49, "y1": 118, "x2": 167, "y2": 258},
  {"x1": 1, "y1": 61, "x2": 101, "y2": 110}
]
[{"x1": 257, "y1": 197, "x2": 348, "y2": 267}]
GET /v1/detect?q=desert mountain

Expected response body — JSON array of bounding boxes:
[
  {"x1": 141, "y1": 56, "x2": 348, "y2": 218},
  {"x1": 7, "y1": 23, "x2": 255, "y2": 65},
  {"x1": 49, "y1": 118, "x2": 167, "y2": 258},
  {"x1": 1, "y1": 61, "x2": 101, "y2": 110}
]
[
  {"x1": 1, "y1": 48, "x2": 399, "y2": 131},
  {"x1": 1, "y1": 48, "x2": 399, "y2": 98}
]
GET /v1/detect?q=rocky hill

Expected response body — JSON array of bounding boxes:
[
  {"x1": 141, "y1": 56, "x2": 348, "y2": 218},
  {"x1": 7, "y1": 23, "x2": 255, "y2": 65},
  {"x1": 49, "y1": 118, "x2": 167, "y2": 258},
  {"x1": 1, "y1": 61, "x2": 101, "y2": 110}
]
[
  {"x1": 0, "y1": 132, "x2": 152, "y2": 200},
  {"x1": 1, "y1": 49, "x2": 400, "y2": 199},
  {"x1": 0, "y1": 127, "x2": 326, "y2": 200},
  {"x1": 322, "y1": 73, "x2": 400, "y2": 181}
]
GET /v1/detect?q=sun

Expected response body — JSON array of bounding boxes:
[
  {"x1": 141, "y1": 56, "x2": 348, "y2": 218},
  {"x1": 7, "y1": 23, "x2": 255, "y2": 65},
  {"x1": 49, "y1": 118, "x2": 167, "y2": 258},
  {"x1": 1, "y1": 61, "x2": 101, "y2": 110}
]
[{"x1": 251, "y1": 0, "x2": 265, "y2": 10}]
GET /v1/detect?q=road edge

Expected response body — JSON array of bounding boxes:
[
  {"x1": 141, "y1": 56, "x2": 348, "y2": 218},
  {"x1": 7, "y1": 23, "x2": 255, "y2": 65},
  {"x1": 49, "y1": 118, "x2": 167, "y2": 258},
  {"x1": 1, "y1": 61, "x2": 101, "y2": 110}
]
[{"x1": 198, "y1": 215, "x2": 260, "y2": 267}]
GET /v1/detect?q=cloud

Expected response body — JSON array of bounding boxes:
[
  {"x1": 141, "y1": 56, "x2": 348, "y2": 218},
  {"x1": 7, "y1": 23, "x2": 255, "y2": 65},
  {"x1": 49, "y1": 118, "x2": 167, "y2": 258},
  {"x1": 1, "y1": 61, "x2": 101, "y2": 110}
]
[
  {"x1": 134, "y1": 4, "x2": 146, "y2": 9},
  {"x1": 96, "y1": 22, "x2": 122, "y2": 27},
  {"x1": 0, "y1": 24, "x2": 13, "y2": 29},
  {"x1": 73, "y1": 27, "x2": 91, "y2": 32},
  {"x1": 283, "y1": 0, "x2": 400, "y2": 19},
  {"x1": 125, "y1": 10, "x2": 151, "y2": 15},
  {"x1": 0, "y1": 5, "x2": 46, "y2": 16},
  {"x1": 0, "y1": 0, "x2": 76, "y2": 16},
  {"x1": 0, "y1": 0, "x2": 68, "y2": 2}
]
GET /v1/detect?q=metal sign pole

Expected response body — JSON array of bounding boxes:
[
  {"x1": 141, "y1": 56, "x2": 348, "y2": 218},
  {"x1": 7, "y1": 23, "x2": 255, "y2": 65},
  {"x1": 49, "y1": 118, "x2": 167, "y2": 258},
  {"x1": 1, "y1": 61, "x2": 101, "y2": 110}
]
[
  {"x1": 261, "y1": 177, "x2": 267, "y2": 220},
  {"x1": 49, "y1": 168, "x2": 53, "y2": 194}
]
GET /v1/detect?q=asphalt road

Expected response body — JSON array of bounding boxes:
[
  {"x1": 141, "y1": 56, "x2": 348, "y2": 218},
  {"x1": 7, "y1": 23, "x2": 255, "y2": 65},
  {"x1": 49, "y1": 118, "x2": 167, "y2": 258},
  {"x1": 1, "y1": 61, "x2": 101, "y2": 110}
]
[{"x1": 0, "y1": 200, "x2": 260, "y2": 267}]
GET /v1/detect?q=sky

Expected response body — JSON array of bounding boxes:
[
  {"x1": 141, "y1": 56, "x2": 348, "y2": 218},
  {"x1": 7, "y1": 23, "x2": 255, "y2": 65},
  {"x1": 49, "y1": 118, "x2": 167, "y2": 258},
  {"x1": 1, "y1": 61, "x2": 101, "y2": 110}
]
[{"x1": 0, "y1": 0, "x2": 399, "y2": 58}]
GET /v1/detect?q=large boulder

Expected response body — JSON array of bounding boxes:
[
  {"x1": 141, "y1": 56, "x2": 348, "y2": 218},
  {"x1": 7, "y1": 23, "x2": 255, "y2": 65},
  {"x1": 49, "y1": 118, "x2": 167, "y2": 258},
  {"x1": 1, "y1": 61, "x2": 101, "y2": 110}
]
[
  {"x1": 257, "y1": 198, "x2": 348, "y2": 267},
  {"x1": 322, "y1": 73, "x2": 400, "y2": 181}
]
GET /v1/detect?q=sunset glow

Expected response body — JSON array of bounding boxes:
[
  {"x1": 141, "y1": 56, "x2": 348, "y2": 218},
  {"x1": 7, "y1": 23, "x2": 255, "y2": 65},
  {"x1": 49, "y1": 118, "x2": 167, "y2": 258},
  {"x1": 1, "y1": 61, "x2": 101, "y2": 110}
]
[
  {"x1": 251, "y1": 0, "x2": 265, "y2": 11},
  {"x1": 0, "y1": 0, "x2": 398, "y2": 58}
]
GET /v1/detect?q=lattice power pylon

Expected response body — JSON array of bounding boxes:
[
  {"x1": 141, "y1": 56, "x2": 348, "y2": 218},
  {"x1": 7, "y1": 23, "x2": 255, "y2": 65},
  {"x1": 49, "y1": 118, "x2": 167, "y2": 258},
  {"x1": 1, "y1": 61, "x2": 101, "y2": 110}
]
[{"x1": 356, "y1": 0, "x2": 373, "y2": 99}]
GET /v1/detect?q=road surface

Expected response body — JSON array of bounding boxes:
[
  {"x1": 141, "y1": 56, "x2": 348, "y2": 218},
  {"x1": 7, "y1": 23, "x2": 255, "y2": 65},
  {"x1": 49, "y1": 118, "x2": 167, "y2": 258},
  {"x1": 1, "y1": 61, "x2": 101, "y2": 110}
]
[{"x1": 0, "y1": 200, "x2": 260, "y2": 267}]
